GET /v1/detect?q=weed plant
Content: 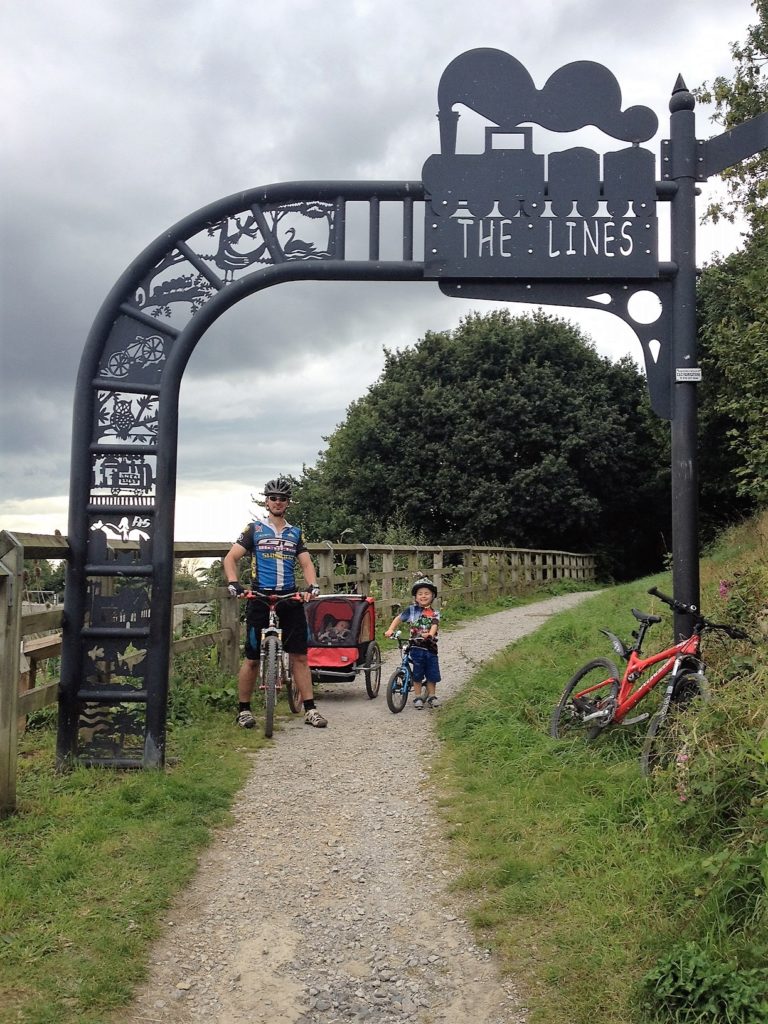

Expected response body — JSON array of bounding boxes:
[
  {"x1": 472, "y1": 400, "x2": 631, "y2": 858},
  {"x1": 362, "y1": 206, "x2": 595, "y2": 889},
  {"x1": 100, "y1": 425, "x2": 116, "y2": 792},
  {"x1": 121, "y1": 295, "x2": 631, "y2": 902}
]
[{"x1": 436, "y1": 514, "x2": 767, "y2": 1024}]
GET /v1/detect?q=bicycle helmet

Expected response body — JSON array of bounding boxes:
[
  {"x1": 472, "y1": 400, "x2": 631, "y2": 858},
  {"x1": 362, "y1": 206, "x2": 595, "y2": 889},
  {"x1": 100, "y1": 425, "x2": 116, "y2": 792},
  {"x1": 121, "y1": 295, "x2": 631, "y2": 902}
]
[
  {"x1": 411, "y1": 577, "x2": 437, "y2": 598},
  {"x1": 263, "y1": 476, "x2": 292, "y2": 499}
]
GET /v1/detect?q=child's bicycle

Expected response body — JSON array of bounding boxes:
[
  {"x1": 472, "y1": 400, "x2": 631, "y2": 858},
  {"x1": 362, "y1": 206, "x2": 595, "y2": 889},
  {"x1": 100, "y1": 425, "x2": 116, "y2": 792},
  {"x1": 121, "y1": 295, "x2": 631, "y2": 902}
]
[
  {"x1": 386, "y1": 631, "x2": 424, "y2": 713},
  {"x1": 243, "y1": 591, "x2": 302, "y2": 737},
  {"x1": 550, "y1": 586, "x2": 751, "y2": 774}
]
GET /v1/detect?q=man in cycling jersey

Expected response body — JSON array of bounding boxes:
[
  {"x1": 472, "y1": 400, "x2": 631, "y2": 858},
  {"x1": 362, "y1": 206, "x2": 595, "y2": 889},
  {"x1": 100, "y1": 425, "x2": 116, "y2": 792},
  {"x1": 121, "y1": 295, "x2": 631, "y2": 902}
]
[{"x1": 223, "y1": 476, "x2": 327, "y2": 729}]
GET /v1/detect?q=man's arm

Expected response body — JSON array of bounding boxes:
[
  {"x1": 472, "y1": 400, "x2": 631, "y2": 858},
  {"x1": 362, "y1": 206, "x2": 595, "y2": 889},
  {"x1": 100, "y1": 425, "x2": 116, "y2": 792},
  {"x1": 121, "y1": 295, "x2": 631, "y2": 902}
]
[
  {"x1": 297, "y1": 549, "x2": 319, "y2": 601},
  {"x1": 223, "y1": 542, "x2": 248, "y2": 585}
]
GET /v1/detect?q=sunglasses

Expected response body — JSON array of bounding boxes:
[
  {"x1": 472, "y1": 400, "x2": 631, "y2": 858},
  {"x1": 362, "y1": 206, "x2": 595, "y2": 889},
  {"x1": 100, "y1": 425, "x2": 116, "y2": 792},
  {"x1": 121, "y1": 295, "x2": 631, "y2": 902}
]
[{"x1": 266, "y1": 494, "x2": 289, "y2": 501}]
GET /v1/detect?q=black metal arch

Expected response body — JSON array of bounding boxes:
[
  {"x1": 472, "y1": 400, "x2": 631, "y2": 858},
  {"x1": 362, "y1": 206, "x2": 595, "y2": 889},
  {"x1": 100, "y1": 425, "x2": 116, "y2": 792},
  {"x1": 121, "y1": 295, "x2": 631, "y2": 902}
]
[
  {"x1": 58, "y1": 181, "x2": 430, "y2": 767},
  {"x1": 57, "y1": 49, "x2": 768, "y2": 769},
  {"x1": 55, "y1": 175, "x2": 685, "y2": 768}
]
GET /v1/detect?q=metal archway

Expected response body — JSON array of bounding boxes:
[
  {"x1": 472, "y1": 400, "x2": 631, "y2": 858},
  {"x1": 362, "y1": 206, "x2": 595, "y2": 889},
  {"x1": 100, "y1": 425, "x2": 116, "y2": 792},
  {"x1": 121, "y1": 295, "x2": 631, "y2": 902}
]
[
  {"x1": 58, "y1": 49, "x2": 768, "y2": 768},
  {"x1": 57, "y1": 181, "x2": 426, "y2": 767}
]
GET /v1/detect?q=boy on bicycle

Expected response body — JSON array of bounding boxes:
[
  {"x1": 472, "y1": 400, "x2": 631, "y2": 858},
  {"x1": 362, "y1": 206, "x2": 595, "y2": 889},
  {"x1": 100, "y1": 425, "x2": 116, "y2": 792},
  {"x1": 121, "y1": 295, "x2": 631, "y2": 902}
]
[{"x1": 384, "y1": 577, "x2": 441, "y2": 709}]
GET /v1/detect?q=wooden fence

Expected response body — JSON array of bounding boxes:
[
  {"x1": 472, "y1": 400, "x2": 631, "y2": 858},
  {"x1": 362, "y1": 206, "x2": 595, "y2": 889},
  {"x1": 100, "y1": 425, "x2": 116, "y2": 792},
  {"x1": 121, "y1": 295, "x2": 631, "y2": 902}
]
[{"x1": 1, "y1": 530, "x2": 595, "y2": 813}]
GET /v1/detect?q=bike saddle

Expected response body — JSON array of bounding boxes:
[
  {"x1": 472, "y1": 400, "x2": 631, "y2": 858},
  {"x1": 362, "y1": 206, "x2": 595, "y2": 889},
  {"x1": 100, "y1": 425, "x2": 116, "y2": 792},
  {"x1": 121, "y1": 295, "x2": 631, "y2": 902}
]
[{"x1": 631, "y1": 608, "x2": 662, "y2": 625}]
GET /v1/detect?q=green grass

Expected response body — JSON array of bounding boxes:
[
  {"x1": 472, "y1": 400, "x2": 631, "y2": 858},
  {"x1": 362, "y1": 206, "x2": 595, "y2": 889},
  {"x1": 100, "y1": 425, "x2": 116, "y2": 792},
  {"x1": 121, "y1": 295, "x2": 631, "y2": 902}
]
[
  {"x1": 2, "y1": 531, "x2": 766, "y2": 1024},
  {"x1": 0, "y1": 683, "x2": 275, "y2": 1024},
  {"x1": 434, "y1": 516, "x2": 768, "y2": 1024}
]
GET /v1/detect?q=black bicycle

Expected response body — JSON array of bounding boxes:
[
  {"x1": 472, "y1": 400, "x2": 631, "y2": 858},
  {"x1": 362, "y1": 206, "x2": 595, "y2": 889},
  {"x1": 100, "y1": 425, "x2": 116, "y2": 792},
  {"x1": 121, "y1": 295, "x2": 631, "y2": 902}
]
[
  {"x1": 386, "y1": 632, "x2": 417, "y2": 713},
  {"x1": 243, "y1": 591, "x2": 302, "y2": 737}
]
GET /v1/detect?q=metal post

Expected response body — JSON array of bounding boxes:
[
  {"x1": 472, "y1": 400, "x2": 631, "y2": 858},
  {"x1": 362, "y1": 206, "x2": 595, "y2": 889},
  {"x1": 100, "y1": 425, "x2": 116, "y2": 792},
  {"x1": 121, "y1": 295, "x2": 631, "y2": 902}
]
[{"x1": 668, "y1": 77, "x2": 700, "y2": 638}]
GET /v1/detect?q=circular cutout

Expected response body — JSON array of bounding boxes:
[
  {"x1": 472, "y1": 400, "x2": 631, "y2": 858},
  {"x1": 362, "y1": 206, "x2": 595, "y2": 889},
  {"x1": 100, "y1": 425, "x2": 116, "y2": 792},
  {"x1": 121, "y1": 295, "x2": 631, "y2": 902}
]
[{"x1": 627, "y1": 290, "x2": 662, "y2": 325}]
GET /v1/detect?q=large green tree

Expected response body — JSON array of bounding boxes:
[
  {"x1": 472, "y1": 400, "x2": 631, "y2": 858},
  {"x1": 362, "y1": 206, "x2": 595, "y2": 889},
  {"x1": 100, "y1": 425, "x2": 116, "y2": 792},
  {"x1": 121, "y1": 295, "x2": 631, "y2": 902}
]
[
  {"x1": 696, "y1": 0, "x2": 768, "y2": 513},
  {"x1": 293, "y1": 310, "x2": 669, "y2": 580}
]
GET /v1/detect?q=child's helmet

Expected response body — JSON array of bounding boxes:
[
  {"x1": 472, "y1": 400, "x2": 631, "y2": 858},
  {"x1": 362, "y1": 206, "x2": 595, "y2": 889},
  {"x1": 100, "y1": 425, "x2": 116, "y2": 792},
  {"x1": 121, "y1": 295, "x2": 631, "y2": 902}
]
[{"x1": 411, "y1": 577, "x2": 437, "y2": 598}]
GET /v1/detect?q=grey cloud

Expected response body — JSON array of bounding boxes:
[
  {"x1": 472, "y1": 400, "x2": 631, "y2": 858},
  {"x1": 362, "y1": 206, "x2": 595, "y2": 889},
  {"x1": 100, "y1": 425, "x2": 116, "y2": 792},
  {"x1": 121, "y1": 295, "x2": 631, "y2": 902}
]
[{"x1": 0, "y1": 0, "x2": 755, "y2": 531}]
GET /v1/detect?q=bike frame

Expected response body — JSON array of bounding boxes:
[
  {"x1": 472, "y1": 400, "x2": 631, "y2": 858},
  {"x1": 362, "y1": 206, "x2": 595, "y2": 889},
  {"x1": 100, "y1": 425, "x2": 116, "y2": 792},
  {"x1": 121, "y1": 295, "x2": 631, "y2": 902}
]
[
  {"x1": 244, "y1": 591, "x2": 295, "y2": 694},
  {"x1": 577, "y1": 631, "x2": 703, "y2": 725},
  {"x1": 613, "y1": 632, "x2": 702, "y2": 722}
]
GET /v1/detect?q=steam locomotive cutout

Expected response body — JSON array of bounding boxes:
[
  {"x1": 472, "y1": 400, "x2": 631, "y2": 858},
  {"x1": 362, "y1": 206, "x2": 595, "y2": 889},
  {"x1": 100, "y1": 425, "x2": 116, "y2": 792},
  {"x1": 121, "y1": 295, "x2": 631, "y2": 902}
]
[{"x1": 423, "y1": 126, "x2": 659, "y2": 279}]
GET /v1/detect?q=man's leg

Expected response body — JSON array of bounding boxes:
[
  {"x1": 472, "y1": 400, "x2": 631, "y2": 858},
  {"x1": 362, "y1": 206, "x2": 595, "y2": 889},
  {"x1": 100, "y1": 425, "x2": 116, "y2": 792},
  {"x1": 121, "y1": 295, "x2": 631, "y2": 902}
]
[
  {"x1": 238, "y1": 657, "x2": 259, "y2": 702},
  {"x1": 290, "y1": 653, "x2": 327, "y2": 728},
  {"x1": 289, "y1": 652, "x2": 313, "y2": 702}
]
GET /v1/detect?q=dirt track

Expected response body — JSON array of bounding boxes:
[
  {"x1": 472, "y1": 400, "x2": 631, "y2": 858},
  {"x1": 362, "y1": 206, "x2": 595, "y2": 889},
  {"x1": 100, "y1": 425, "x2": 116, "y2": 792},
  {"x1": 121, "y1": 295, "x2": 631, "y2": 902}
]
[{"x1": 120, "y1": 591, "x2": 596, "y2": 1024}]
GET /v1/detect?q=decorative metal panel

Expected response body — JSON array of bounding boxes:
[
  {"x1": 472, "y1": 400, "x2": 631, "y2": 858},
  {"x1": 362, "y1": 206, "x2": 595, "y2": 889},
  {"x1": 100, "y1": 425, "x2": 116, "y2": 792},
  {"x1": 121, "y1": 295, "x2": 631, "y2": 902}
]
[{"x1": 422, "y1": 49, "x2": 659, "y2": 279}]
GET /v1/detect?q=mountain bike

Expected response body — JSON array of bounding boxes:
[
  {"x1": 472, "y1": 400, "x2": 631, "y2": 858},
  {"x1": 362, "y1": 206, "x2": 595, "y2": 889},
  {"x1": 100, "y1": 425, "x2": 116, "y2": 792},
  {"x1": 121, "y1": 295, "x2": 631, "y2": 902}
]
[
  {"x1": 550, "y1": 586, "x2": 751, "y2": 774},
  {"x1": 386, "y1": 632, "x2": 421, "y2": 713},
  {"x1": 244, "y1": 591, "x2": 302, "y2": 737}
]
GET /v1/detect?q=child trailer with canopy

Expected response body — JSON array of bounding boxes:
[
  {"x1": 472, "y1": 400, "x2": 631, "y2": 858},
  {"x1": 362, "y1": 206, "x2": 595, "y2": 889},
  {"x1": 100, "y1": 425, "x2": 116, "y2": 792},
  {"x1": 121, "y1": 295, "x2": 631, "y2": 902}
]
[{"x1": 305, "y1": 594, "x2": 382, "y2": 698}]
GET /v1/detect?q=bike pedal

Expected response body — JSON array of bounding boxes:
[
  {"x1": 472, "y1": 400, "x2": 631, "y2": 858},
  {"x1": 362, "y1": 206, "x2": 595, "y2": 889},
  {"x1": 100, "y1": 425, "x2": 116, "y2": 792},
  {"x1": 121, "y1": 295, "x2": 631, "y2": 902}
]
[{"x1": 620, "y1": 713, "x2": 650, "y2": 726}]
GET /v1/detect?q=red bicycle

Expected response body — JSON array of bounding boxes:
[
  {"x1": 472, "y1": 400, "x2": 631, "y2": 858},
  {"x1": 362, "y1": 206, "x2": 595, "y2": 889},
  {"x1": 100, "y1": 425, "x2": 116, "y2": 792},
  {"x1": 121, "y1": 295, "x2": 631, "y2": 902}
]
[
  {"x1": 243, "y1": 591, "x2": 303, "y2": 738},
  {"x1": 550, "y1": 586, "x2": 750, "y2": 774}
]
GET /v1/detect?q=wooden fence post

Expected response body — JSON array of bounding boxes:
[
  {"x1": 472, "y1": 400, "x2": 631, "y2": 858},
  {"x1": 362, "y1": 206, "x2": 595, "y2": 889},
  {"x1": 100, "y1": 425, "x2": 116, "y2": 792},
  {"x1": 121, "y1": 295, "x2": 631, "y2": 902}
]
[
  {"x1": 1, "y1": 531, "x2": 24, "y2": 817},
  {"x1": 381, "y1": 549, "x2": 394, "y2": 617},
  {"x1": 218, "y1": 588, "x2": 241, "y2": 676},
  {"x1": 431, "y1": 550, "x2": 443, "y2": 606},
  {"x1": 316, "y1": 544, "x2": 335, "y2": 592},
  {"x1": 357, "y1": 545, "x2": 370, "y2": 596}
]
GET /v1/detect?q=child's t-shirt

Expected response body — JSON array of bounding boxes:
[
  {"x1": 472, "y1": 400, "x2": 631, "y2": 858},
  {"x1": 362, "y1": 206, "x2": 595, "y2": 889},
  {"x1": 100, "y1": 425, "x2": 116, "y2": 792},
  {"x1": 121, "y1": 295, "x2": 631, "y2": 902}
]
[{"x1": 399, "y1": 604, "x2": 440, "y2": 642}]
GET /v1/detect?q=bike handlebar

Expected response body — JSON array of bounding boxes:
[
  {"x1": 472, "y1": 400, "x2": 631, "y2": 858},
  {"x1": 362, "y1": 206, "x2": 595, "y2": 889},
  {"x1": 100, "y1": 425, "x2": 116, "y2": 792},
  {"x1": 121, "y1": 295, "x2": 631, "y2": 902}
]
[{"x1": 647, "y1": 587, "x2": 752, "y2": 641}]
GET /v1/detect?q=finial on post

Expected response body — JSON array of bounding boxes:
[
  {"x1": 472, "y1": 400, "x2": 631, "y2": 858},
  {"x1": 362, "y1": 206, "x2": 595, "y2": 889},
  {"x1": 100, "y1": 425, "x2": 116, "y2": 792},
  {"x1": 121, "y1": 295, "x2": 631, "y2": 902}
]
[{"x1": 670, "y1": 75, "x2": 695, "y2": 113}]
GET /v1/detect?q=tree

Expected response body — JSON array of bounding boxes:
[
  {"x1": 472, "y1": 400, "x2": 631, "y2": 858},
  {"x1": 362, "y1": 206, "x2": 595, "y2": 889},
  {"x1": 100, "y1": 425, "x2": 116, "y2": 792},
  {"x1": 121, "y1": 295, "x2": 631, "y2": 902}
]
[
  {"x1": 292, "y1": 310, "x2": 669, "y2": 580},
  {"x1": 696, "y1": 0, "x2": 768, "y2": 232},
  {"x1": 696, "y1": 0, "x2": 768, "y2": 512}
]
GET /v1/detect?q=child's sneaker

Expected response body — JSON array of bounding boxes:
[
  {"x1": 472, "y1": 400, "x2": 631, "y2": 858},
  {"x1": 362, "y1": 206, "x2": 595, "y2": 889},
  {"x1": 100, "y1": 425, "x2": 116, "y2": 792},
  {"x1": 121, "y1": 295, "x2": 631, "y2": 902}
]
[
  {"x1": 304, "y1": 708, "x2": 328, "y2": 728},
  {"x1": 413, "y1": 697, "x2": 424, "y2": 710},
  {"x1": 426, "y1": 696, "x2": 440, "y2": 709},
  {"x1": 237, "y1": 709, "x2": 256, "y2": 729}
]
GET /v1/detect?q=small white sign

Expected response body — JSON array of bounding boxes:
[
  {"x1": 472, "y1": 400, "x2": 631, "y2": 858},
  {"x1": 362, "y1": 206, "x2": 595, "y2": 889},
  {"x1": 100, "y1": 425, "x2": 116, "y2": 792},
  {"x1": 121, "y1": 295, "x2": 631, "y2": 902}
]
[{"x1": 676, "y1": 368, "x2": 702, "y2": 382}]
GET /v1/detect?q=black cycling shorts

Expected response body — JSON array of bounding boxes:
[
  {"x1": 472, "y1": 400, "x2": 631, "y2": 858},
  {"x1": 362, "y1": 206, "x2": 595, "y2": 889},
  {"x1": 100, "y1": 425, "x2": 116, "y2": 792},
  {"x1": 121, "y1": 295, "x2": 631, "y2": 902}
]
[{"x1": 243, "y1": 594, "x2": 309, "y2": 659}]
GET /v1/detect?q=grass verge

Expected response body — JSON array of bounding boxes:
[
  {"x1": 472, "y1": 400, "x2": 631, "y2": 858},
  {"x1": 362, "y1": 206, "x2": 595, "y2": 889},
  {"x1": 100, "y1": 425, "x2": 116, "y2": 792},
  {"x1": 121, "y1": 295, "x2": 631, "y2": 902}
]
[
  {"x1": 0, "y1": 685, "x2": 279, "y2": 1024},
  {"x1": 435, "y1": 522, "x2": 768, "y2": 1024}
]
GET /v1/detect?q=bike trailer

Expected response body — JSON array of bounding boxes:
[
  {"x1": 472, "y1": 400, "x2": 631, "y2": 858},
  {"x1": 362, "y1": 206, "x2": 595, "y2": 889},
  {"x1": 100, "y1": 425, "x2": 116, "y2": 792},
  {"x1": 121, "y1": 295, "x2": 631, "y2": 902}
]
[{"x1": 305, "y1": 594, "x2": 381, "y2": 698}]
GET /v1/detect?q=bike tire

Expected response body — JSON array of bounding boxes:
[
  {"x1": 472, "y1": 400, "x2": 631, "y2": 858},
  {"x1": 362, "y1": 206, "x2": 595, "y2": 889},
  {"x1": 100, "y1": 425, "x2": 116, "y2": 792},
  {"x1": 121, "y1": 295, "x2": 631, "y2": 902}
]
[
  {"x1": 640, "y1": 673, "x2": 711, "y2": 776},
  {"x1": 285, "y1": 655, "x2": 302, "y2": 714},
  {"x1": 364, "y1": 642, "x2": 382, "y2": 699},
  {"x1": 550, "y1": 657, "x2": 620, "y2": 741},
  {"x1": 263, "y1": 636, "x2": 279, "y2": 738},
  {"x1": 386, "y1": 667, "x2": 409, "y2": 714}
]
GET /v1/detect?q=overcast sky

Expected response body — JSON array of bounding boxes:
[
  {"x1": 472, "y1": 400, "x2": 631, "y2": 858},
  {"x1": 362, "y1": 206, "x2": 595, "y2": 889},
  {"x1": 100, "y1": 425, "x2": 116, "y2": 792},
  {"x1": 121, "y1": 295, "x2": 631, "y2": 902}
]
[{"x1": 0, "y1": 0, "x2": 757, "y2": 542}]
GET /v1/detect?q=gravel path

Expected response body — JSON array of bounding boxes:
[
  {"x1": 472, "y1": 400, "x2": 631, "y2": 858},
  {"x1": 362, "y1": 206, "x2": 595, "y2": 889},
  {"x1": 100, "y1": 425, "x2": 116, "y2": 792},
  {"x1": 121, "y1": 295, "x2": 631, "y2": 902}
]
[{"x1": 120, "y1": 591, "x2": 596, "y2": 1024}]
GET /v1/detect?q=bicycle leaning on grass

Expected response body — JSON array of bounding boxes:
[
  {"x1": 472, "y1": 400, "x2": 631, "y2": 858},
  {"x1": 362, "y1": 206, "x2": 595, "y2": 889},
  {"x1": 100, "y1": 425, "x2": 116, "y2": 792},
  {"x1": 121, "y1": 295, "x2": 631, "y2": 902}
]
[
  {"x1": 242, "y1": 591, "x2": 303, "y2": 738},
  {"x1": 549, "y1": 586, "x2": 751, "y2": 774}
]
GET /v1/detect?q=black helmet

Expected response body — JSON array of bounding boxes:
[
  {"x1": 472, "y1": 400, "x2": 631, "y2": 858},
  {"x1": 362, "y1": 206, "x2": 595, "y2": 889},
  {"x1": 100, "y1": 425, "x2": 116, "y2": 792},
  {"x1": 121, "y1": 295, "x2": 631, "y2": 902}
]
[
  {"x1": 411, "y1": 577, "x2": 437, "y2": 598},
  {"x1": 263, "y1": 476, "x2": 292, "y2": 499}
]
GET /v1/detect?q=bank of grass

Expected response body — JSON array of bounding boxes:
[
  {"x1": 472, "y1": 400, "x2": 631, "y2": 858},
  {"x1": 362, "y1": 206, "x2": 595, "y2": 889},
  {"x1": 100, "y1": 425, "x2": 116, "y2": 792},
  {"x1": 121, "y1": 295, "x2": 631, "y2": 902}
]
[
  {"x1": 435, "y1": 513, "x2": 768, "y2": 1024},
  {"x1": 0, "y1": 685, "x2": 273, "y2": 1024}
]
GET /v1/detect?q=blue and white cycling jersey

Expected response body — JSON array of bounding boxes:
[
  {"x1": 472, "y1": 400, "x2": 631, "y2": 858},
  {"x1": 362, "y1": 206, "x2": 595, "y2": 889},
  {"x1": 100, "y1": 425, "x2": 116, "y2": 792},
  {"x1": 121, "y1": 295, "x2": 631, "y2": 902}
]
[{"x1": 235, "y1": 517, "x2": 308, "y2": 593}]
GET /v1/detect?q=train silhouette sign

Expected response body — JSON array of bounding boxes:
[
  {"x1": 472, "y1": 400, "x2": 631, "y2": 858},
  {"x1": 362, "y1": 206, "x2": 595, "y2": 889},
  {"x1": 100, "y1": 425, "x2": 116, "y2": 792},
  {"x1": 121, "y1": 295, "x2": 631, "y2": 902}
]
[{"x1": 423, "y1": 51, "x2": 659, "y2": 279}]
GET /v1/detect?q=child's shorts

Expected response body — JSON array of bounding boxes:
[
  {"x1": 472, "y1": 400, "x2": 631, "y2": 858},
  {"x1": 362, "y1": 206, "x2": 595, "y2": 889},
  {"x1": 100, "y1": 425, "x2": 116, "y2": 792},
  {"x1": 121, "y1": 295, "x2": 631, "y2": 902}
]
[{"x1": 410, "y1": 646, "x2": 441, "y2": 684}]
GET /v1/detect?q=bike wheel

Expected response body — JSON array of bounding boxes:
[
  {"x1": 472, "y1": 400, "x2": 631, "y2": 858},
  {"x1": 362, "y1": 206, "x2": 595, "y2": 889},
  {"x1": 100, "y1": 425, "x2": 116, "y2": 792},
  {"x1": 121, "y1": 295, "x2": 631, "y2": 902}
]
[
  {"x1": 285, "y1": 655, "x2": 302, "y2": 714},
  {"x1": 364, "y1": 642, "x2": 382, "y2": 699},
  {"x1": 262, "y1": 636, "x2": 279, "y2": 738},
  {"x1": 550, "y1": 657, "x2": 620, "y2": 741},
  {"x1": 386, "y1": 667, "x2": 409, "y2": 714},
  {"x1": 640, "y1": 673, "x2": 711, "y2": 776}
]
